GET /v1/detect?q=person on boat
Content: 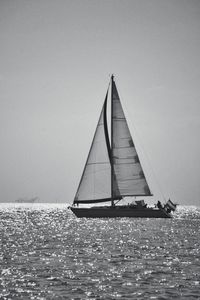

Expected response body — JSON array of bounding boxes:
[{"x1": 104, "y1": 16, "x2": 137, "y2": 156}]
[{"x1": 157, "y1": 201, "x2": 162, "y2": 209}]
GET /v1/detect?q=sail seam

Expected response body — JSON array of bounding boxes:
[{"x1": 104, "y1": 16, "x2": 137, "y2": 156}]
[
  {"x1": 118, "y1": 178, "x2": 146, "y2": 181},
  {"x1": 87, "y1": 162, "x2": 110, "y2": 165},
  {"x1": 114, "y1": 162, "x2": 140, "y2": 165}
]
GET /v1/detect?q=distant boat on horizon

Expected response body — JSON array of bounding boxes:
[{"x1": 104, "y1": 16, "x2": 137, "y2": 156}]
[
  {"x1": 15, "y1": 197, "x2": 39, "y2": 203},
  {"x1": 69, "y1": 75, "x2": 177, "y2": 218}
]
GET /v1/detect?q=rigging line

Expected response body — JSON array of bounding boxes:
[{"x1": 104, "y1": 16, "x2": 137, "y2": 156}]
[
  {"x1": 131, "y1": 121, "x2": 167, "y2": 202},
  {"x1": 115, "y1": 199, "x2": 122, "y2": 204},
  {"x1": 116, "y1": 81, "x2": 167, "y2": 203}
]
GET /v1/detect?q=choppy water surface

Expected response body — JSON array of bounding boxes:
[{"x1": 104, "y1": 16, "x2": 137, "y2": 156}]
[{"x1": 0, "y1": 204, "x2": 200, "y2": 299}]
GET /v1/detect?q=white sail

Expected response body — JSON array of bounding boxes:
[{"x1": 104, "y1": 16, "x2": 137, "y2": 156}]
[
  {"x1": 111, "y1": 80, "x2": 152, "y2": 197},
  {"x1": 74, "y1": 96, "x2": 111, "y2": 203}
]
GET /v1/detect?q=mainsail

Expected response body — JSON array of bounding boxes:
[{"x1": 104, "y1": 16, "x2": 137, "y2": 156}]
[
  {"x1": 74, "y1": 76, "x2": 152, "y2": 205},
  {"x1": 111, "y1": 79, "x2": 152, "y2": 198}
]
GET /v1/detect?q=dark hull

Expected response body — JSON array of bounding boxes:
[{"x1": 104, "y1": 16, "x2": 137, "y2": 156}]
[{"x1": 69, "y1": 206, "x2": 171, "y2": 218}]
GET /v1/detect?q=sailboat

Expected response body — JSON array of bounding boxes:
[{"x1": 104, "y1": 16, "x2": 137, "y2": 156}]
[{"x1": 69, "y1": 75, "x2": 176, "y2": 218}]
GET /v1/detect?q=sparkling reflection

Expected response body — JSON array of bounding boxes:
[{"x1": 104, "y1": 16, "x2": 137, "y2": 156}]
[{"x1": 0, "y1": 204, "x2": 199, "y2": 299}]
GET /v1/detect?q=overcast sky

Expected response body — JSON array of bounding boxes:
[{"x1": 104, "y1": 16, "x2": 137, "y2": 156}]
[{"x1": 0, "y1": 0, "x2": 200, "y2": 205}]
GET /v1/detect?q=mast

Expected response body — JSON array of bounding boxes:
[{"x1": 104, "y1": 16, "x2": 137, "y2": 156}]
[{"x1": 111, "y1": 74, "x2": 114, "y2": 207}]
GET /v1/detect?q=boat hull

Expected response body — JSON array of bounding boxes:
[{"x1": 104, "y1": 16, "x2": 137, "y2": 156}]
[{"x1": 69, "y1": 206, "x2": 171, "y2": 218}]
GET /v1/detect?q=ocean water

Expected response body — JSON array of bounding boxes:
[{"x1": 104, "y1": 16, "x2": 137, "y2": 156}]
[{"x1": 0, "y1": 204, "x2": 199, "y2": 300}]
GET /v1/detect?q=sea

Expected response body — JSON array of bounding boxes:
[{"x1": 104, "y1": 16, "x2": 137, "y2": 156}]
[{"x1": 0, "y1": 203, "x2": 199, "y2": 300}]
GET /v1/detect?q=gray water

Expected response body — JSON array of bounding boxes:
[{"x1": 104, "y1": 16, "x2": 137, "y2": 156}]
[{"x1": 0, "y1": 203, "x2": 200, "y2": 299}]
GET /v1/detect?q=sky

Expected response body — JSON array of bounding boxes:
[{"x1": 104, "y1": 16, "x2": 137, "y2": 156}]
[{"x1": 0, "y1": 0, "x2": 200, "y2": 205}]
